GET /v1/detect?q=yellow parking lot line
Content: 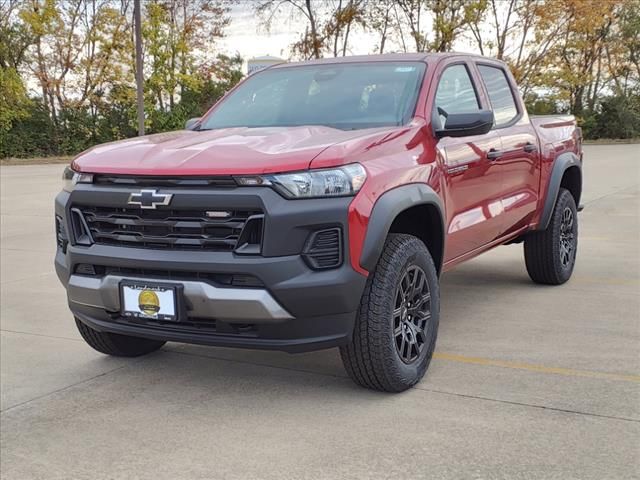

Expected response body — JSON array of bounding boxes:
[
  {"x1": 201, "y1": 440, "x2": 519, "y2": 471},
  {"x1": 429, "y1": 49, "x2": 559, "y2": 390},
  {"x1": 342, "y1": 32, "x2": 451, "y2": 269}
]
[
  {"x1": 573, "y1": 276, "x2": 640, "y2": 286},
  {"x1": 433, "y1": 352, "x2": 640, "y2": 383}
]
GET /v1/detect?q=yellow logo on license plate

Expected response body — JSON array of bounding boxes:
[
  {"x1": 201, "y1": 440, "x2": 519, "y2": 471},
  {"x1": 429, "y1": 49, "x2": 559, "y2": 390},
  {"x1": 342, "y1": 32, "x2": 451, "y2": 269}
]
[{"x1": 138, "y1": 289, "x2": 160, "y2": 316}]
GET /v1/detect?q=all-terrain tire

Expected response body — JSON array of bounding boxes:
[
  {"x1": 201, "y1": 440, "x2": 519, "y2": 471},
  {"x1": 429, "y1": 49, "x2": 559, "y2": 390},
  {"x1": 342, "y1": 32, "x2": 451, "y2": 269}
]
[
  {"x1": 340, "y1": 234, "x2": 440, "y2": 392},
  {"x1": 75, "y1": 318, "x2": 166, "y2": 357},
  {"x1": 524, "y1": 187, "x2": 578, "y2": 285}
]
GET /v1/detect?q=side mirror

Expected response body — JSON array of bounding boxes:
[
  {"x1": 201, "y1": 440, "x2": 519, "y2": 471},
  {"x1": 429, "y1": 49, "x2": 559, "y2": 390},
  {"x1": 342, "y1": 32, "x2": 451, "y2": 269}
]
[
  {"x1": 185, "y1": 117, "x2": 201, "y2": 130},
  {"x1": 435, "y1": 110, "x2": 494, "y2": 138}
]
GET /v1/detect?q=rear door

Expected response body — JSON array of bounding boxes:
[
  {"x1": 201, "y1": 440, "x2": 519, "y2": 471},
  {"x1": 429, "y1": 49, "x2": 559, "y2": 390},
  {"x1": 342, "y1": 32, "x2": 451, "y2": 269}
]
[
  {"x1": 475, "y1": 63, "x2": 540, "y2": 236},
  {"x1": 432, "y1": 60, "x2": 504, "y2": 262}
]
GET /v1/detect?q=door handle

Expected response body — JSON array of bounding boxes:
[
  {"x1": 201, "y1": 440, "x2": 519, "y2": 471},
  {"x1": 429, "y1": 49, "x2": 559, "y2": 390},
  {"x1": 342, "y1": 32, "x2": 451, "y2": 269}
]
[
  {"x1": 523, "y1": 142, "x2": 537, "y2": 153},
  {"x1": 487, "y1": 148, "x2": 503, "y2": 160}
]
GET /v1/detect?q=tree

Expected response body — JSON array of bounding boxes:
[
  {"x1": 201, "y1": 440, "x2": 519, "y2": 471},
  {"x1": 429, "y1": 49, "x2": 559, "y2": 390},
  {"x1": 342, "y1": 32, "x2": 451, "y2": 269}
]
[
  {"x1": 394, "y1": 0, "x2": 428, "y2": 52},
  {"x1": 256, "y1": 0, "x2": 368, "y2": 59},
  {"x1": 325, "y1": 0, "x2": 367, "y2": 57},
  {"x1": 393, "y1": 0, "x2": 487, "y2": 53},
  {"x1": 1, "y1": 0, "x2": 239, "y2": 158},
  {"x1": 256, "y1": 0, "x2": 325, "y2": 59},
  {"x1": 143, "y1": 0, "x2": 229, "y2": 111},
  {"x1": 605, "y1": 0, "x2": 640, "y2": 97},
  {"x1": 466, "y1": 0, "x2": 571, "y2": 98},
  {"x1": 429, "y1": 0, "x2": 487, "y2": 52},
  {"x1": 0, "y1": 0, "x2": 33, "y2": 134},
  {"x1": 545, "y1": 0, "x2": 620, "y2": 116},
  {"x1": 0, "y1": 67, "x2": 30, "y2": 134},
  {"x1": 365, "y1": 0, "x2": 395, "y2": 53}
]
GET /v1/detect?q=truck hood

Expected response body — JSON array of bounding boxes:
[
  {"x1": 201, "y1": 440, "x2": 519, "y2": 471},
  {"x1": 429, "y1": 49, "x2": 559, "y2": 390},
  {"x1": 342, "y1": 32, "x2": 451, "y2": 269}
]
[{"x1": 72, "y1": 126, "x2": 399, "y2": 176}]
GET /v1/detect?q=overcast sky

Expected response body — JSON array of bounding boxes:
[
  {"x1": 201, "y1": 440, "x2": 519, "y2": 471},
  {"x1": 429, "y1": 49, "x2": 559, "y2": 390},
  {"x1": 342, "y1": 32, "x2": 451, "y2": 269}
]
[{"x1": 218, "y1": 2, "x2": 480, "y2": 70}]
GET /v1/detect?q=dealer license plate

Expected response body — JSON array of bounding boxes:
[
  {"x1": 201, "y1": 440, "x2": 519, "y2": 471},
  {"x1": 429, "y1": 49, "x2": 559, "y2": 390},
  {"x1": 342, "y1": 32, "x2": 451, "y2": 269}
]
[{"x1": 120, "y1": 282, "x2": 178, "y2": 321}]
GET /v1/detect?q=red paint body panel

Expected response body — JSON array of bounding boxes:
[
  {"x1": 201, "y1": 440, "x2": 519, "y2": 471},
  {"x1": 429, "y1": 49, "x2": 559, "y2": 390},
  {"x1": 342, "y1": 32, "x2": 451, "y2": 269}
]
[
  {"x1": 70, "y1": 53, "x2": 582, "y2": 276},
  {"x1": 72, "y1": 126, "x2": 407, "y2": 176}
]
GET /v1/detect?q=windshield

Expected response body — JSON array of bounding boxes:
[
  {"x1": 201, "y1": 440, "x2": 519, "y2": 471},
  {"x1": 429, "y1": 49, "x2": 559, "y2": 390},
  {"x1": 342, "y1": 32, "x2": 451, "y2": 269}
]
[{"x1": 200, "y1": 62, "x2": 426, "y2": 131}]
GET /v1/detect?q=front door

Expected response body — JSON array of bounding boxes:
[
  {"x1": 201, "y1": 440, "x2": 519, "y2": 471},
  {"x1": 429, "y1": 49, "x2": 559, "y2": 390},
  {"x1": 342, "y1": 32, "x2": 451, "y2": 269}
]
[{"x1": 432, "y1": 62, "x2": 504, "y2": 262}]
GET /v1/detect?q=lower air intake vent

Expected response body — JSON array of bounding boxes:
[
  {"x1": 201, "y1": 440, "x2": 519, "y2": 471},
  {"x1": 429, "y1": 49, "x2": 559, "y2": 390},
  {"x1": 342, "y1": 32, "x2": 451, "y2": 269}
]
[{"x1": 303, "y1": 228, "x2": 342, "y2": 270}]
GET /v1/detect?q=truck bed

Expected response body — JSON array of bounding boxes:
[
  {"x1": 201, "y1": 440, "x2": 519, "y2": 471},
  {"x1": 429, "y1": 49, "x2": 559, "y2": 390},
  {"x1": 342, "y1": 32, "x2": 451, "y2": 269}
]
[{"x1": 530, "y1": 115, "x2": 580, "y2": 148}]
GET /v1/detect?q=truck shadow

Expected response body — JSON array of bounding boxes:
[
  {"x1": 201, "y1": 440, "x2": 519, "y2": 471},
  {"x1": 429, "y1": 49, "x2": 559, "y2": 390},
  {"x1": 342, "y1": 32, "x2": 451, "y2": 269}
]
[{"x1": 147, "y1": 258, "x2": 530, "y2": 394}]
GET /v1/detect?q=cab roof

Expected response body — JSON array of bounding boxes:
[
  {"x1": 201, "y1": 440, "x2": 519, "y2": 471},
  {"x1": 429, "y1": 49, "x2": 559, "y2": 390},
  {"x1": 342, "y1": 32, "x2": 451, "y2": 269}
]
[{"x1": 269, "y1": 52, "x2": 496, "y2": 69}]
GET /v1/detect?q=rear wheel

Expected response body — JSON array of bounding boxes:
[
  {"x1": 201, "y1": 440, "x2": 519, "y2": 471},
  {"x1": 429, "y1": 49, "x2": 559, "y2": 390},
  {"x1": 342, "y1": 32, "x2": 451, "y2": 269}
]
[
  {"x1": 75, "y1": 318, "x2": 165, "y2": 357},
  {"x1": 340, "y1": 234, "x2": 440, "y2": 392},
  {"x1": 524, "y1": 188, "x2": 578, "y2": 285}
]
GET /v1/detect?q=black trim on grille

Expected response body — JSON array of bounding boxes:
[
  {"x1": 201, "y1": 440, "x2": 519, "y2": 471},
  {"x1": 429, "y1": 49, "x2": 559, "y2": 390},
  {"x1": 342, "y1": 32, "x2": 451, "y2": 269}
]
[
  {"x1": 94, "y1": 175, "x2": 238, "y2": 188},
  {"x1": 74, "y1": 206, "x2": 262, "y2": 252}
]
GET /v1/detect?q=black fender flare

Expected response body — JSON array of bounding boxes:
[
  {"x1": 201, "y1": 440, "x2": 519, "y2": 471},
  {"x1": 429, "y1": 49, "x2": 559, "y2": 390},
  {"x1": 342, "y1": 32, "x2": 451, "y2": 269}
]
[
  {"x1": 359, "y1": 184, "x2": 445, "y2": 273},
  {"x1": 538, "y1": 152, "x2": 582, "y2": 230}
]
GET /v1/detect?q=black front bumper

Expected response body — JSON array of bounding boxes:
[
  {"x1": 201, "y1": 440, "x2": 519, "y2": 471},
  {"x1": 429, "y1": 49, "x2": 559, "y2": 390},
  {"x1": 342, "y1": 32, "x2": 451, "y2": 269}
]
[{"x1": 55, "y1": 184, "x2": 367, "y2": 353}]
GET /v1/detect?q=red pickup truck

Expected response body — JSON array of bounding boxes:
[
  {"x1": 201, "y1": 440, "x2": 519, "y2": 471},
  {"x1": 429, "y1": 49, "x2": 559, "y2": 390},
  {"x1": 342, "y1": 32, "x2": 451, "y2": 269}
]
[{"x1": 55, "y1": 53, "x2": 582, "y2": 392}]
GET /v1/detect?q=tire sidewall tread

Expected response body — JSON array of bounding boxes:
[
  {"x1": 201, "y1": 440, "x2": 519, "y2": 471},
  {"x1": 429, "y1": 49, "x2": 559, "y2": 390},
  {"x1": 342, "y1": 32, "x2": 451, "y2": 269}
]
[{"x1": 341, "y1": 234, "x2": 440, "y2": 392}]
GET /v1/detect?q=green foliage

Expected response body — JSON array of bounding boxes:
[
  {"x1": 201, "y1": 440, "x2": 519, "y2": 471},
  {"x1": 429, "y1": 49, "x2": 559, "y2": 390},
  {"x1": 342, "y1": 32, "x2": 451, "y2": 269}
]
[
  {"x1": 1, "y1": 0, "x2": 239, "y2": 158},
  {"x1": 0, "y1": 67, "x2": 31, "y2": 133},
  {"x1": 0, "y1": 60, "x2": 243, "y2": 158},
  {"x1": 525, "y1": 93, "x2": 564, "y2": 115},
  {"x1": 581, "y1": 95, "x2": 640, "y2": 140},
  {"x1": 0, "y1": 102, "x2": 53, "y2": 157}
]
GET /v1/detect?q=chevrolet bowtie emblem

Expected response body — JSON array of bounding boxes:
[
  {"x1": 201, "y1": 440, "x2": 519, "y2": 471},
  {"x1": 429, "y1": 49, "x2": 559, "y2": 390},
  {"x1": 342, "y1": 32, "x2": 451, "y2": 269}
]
[{"x1": 127, "y1": 190, "x2": 173, "y2": 209}]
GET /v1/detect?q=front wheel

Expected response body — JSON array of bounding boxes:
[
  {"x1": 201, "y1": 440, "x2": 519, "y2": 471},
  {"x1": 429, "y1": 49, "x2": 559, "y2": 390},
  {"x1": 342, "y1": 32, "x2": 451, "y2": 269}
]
[
  {"x1": 524, "y1": 187, "x2": 578, "y2": 285},
  {"x1": 75, "y1": 318, "x2": 166, "y2": 357},
  {"x1": 340, "y1": 234, "x2": 440, "y2": 392}
]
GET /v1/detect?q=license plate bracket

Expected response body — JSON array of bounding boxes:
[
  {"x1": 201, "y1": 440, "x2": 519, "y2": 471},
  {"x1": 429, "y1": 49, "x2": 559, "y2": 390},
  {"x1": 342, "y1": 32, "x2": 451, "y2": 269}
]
[{"x1": 120, "y1": 281, "x2": 184, "y2": 322}]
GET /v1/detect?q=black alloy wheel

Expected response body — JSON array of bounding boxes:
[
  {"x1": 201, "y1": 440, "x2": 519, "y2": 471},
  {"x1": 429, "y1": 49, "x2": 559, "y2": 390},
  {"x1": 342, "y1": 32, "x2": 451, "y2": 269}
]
[{"x1": 393, "y1": 266, "x2": 431, "y2": 364}]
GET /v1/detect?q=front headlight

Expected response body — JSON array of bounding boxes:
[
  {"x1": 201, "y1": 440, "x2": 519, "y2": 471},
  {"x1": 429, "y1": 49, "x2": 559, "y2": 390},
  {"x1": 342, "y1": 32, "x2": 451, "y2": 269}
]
[
  {"x1": 237, "y1": 164, "x2": 367, "y2": 199},
  {"x1": 62, "y1": 166, "x2": 93, "y2": 192}
]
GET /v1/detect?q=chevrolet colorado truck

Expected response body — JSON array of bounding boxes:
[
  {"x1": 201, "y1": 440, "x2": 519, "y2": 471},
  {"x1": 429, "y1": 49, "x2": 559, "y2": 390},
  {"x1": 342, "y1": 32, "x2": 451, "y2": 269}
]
[{"x1": 55, "y1": 53, "x2": 582, "y2": 392}]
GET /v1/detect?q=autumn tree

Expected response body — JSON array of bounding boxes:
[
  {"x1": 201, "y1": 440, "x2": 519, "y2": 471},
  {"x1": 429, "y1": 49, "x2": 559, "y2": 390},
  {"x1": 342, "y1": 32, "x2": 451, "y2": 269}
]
[
  {"x1": 256, "y1": 0, "x2": 325, "y2": 59},
  {"x1": 604, "y1": 0, "x2": 640, "y2": 97},
  {"x1": 364, "y1": 0, "x2": 396, "y2": 53},
  {"x1": 143, "y1": 0, "x2": 229, "y2": 111},
  {"x1": 392, "y1": 0, "x2": 487, "y2": 52},
  {"x1": 543, "y1": 0, "x2": 620, "y2": 115},
  {"x1": 0, "y1": 0, "x2": 33, "y2": 133},
  {"x1": 430, "y1": 0, "x2": 486, "y2": 52},
  {"x1": 1, "y1": 0, "x2": 240, "y2": 157},
  {"x1": 256, "y1": 0, "x2": 369, "y2": 59},
  {"x1": 325, "y1": 0, "x2": 367, "y2": 57},
  {"x1": 466, "y1": 0, "x2": 571, "y2": 98}
]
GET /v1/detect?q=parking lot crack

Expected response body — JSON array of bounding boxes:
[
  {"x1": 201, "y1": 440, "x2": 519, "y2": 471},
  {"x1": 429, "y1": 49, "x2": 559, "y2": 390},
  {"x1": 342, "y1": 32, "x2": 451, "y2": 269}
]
[
  {"x1": 415, "y1": 387, "x2": 640, "y2": 424},
  {"x1": 1, "y1": 328, "x2": 83, "y2": 342},
  {"x1": 0, "y1": 364, "x2": 128, "y2": 414}
]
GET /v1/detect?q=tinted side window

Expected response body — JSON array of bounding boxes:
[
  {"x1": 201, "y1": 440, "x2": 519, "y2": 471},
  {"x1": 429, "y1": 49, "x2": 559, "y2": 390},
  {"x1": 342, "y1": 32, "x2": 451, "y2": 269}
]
[
  {"x1": 478, "y1": 65, "x2": 518, "y2": 127},
  {"x1": 434, "y1": 64, "x2": 480, "y2": 129}
]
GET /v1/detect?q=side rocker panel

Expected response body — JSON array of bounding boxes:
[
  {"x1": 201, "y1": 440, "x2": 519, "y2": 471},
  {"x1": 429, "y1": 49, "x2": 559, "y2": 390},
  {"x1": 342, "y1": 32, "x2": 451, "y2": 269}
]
[
  {"x1": 359, "y1": 184, "x2": 445, "y2": 273},
  {"x1": 537, "y1": 152, "x2": 582, "y2": 231}
]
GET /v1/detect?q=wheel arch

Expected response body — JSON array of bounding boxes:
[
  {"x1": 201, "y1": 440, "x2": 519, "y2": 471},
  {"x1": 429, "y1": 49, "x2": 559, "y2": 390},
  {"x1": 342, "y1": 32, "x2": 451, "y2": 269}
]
[
  {"x1": 359, "y1": 184, "x2": 445, "y2": 275},
  {"x1": 538, "y1": 152, "x2": 582, "y2": 231}
]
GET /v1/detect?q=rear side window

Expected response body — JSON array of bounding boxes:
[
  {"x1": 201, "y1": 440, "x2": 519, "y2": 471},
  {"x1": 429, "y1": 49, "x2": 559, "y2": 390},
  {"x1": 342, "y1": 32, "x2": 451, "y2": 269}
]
[{"x1": 478, "y1": 65, "x2": 518, "y2": 127}]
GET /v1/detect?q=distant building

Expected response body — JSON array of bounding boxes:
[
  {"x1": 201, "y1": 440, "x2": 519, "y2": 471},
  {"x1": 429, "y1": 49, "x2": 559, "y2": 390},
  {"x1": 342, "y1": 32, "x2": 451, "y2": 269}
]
[{"x1": 247, "y1": 55, "x2": 284, "y2": 74}]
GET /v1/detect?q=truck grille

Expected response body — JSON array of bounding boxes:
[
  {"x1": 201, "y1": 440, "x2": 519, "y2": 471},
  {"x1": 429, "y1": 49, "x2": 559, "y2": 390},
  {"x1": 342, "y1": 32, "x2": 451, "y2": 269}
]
[{"x1": 74, "y1": 206, "x2": 263, "y2": 251}]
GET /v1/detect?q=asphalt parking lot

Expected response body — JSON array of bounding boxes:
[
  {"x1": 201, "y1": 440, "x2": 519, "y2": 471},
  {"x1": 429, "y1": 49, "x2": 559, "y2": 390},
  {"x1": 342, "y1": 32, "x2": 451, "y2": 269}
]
[{"x1": 1, "y1": 144, "x2": 639, "y2": 479}]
